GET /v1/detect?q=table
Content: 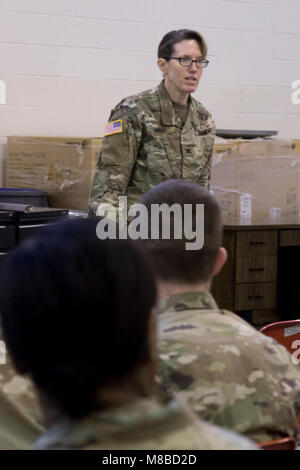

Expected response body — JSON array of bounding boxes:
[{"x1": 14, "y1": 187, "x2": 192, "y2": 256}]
[{"x1": 211, "y1": 216, "x2": 300, "y2": 326}]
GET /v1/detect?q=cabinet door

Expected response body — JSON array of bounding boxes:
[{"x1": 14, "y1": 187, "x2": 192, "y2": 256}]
[
  {"x1": 280, "y1": 230, "x2": 300, "y2": 246},
  {"x1": 235, "y1": 255, "x2": 277, "y2": 283},
  {"x1": 234, "y1": 282, "x2": 276, "y2": 311},
  {"x1": 236, "y1": 231, "x2": 277, "y2": 256}
]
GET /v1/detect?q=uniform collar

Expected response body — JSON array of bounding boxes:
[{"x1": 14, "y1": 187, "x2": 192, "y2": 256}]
[
  {"x1": 158, "y1": 80, "x2": 210, "y2": 131},
  {"x1": 158, "y1": 81, "x2": 189, "y2": 128},
  {"x1": 33, "y1": 399, "x2": 185, "y2": 449},
  {"x1": 158, "y1": 291, "x2": 219, "y2": 315}
]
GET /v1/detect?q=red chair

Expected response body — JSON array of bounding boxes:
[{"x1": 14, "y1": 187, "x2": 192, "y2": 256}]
[
  {"x1": 260, "y1": 320, "x2": 300, "y2": 433},
  {"x1": 259, "y1": 437, "x2": 296, "y2": 450},
  {"x1": 260, "y1": 319, "x2": 300, "y2": 363}
]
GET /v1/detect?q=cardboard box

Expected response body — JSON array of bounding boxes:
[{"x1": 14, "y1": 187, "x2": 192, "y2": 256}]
[
  {"x1": 293, "y1": 140, "x2": 300, "y2": 151},
  {"x1": 211, "y1": 142, "x2": 239, "y2": 219},
  {"x1": 0, "y1": 137, "x2": 6, "y2": 187},
  {"x1": 212, "y1": 139, "x2": 300, "y2": 219},
  {"x1": 6, "y1": 136, "x2": 300, "y2": 216},
  {"x1": 6, "y1": 136, "x2": 102, "y2": 211},
  {"x1": 237, "y1": 141, "x2": 300, "y2": 218}
]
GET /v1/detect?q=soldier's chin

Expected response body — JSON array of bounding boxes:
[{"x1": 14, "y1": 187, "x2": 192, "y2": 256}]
[{"x1": 185, "y1": 82, "x2": 198, "y2": 93}]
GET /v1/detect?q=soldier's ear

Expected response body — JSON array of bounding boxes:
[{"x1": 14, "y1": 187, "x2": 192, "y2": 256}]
[
  {"x1": 157, "y1": 58, "x2": 167, "y2": 75},
  {"x1": 212, "y1": 247, "x2": 227, "y2": 278}
]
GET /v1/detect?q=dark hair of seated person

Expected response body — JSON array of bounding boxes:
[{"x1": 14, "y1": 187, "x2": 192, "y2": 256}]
[
  {"x1": 139, "y1": 179, "x2": 223, "y2": 284},
  {"x1": 0, "y1": 218, "x2": 157, "y2": 420}
]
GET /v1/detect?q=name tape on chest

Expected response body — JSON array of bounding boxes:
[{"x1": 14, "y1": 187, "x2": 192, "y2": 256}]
[{"x1": 104, "y1": 119, "x2": 123, "y2": 136}]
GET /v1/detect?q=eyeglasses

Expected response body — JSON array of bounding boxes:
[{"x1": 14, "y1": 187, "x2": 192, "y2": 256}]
[{"x1": 167, "y1": 57, "x2": 209, "y2": 69}]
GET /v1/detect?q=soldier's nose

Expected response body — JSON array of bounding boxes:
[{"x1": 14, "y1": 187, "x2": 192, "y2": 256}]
[{"x1": 192, "y1": 60, "x2": 198, "y2": 69}]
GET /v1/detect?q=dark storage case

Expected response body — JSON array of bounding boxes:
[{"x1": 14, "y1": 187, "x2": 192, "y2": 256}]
[
  {"x1": 0, "y1": 210, "x2": 17, "y2": 248},
  {"x1": 0, "y1": 188, "x2": 48, "y2": 207},
  {"x1": 0, "y1": 204, "x2": 68, "y2": 245}
]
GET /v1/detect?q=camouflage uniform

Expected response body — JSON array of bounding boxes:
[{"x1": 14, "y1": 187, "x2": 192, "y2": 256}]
[
  {"x1": 0, "y1": 335, "x2": 43, "y2": 449},
  {"x1": 156, "y1": 291, "x2": 300, "y2": 443},
  {"x1": 89, "y1": 81, "x2": 215, "y2": 215},
  {"x1": 0, "y1": 389, "x2": 42, "y2": 449},
  {"x1": 33, "y1": 398, "x2": 257, "y2": 450}
]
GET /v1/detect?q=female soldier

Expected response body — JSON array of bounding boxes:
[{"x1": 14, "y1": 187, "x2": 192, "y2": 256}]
[{"x1": 89, "y1": 29, "x2": 215, "y2": 216}]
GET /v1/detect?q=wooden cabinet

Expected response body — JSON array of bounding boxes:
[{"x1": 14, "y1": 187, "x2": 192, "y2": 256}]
[
  {"x1": 235, "y1": 255, "x2": 277, "y2": 283},
  {"x1": 236, "y1": 231, "x2": 277, "y2": 256},
  {"x1": 211, "y1": 217, "x2": 300, "y2": 324},
  {"x1": 234, "y1": 282, "x2": 277, "y2": 311},
  {"x1": 280, "y1": 230, "x2": 300, "y2": 247}
]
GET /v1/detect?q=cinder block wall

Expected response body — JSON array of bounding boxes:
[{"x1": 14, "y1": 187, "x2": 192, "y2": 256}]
[{"x1": 0, "y1": 0, "x2": 300, "y2": 183}]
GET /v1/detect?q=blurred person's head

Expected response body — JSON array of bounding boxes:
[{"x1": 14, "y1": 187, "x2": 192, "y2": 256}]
[
  {"x1": 138, "y1": 180, "x2": 227, "y2": 292},
  {"x1": 0, "y1": 218, "x2": 157, "y2": 422}
]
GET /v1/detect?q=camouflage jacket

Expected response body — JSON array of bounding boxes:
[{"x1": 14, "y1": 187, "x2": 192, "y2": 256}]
[
  {"x1": 156, "y1": 291, "x2": 300, "y2": 443},
  {"x1": 33, "y1": 398, "x2": 257, "y2": 450},
  {"x1": 89, "y1": 81, "x2": 215, "y2": 215},
  {"x1": 0, "y1": 335, "x2": 43, "y2": 449}
]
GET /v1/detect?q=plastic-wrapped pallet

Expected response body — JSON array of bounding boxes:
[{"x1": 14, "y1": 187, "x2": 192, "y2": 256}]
[
  {"x1": 6, "y1": 136, "x2": 103, "y2": 211},
  {"x1": 211, "y1": 138, "x2": 300, "y2": 220}
]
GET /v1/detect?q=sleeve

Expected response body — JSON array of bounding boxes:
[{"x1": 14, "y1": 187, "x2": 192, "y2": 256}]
[
  {"x1": 88, "y1": 107, "x2": 142, "y2": 216},
  {"x1": 264, "y1": 338, "x2": 300, "y2": 427},
  {"x1": 279, "y1": 343, "x2": 300, "y2": 416},
  {"x1": 198, "y1": 112, "x2": 216, "y2": 190}
]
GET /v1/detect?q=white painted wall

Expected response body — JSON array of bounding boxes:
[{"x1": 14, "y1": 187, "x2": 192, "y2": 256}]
[{"x1": 0, "y1": 0, "x2": 300, "y2": 182}]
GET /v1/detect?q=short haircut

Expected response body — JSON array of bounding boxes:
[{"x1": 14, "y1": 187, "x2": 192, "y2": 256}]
[
  {"x1": 138, "y1": 180, "x2": 222, "y2": 284},
  {"x1": 158, "y1": 29, "x2": 207, "y2": 60},
  {"x1": 0, "y1": 218, "x2": 157, "y2": 419}
]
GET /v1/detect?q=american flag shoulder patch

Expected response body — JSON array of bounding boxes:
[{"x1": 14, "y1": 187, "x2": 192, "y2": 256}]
[{"x1": 104, "y1": 119, "x2": 123, "y2": 136}]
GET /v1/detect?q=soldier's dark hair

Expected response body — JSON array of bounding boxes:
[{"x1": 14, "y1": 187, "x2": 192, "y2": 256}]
[
  {"x1": 138, "y1": 180, "x2": 222, "y2": 284},
  {"x1": 0, "y1": 218, "x2": 157, "y2": 419},
  {"x1": 158, "y1": 29, "x2": 207, "y2": 60}
]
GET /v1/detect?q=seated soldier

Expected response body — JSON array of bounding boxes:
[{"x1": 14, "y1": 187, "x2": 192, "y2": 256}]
[
  {"x1": 0, "y1": 218, "x2": 256, "y2": 450},
  {"x1": 0, "y1": 287, "x2": 42, "y2": 450},
  {"x1": 138, "y1": 179, "x2": 300, "y2": 444}
]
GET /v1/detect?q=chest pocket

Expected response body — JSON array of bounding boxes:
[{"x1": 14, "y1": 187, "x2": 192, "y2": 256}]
[
  {"x1": 180, "y1": 128, "x2": 214, "y2": 182},
  {"x1": 144, "y1": 127, "x2": 183, "y2": 180},
  {"x1": 199, "y1": 133, "x2": 215, "y2": 163}
]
